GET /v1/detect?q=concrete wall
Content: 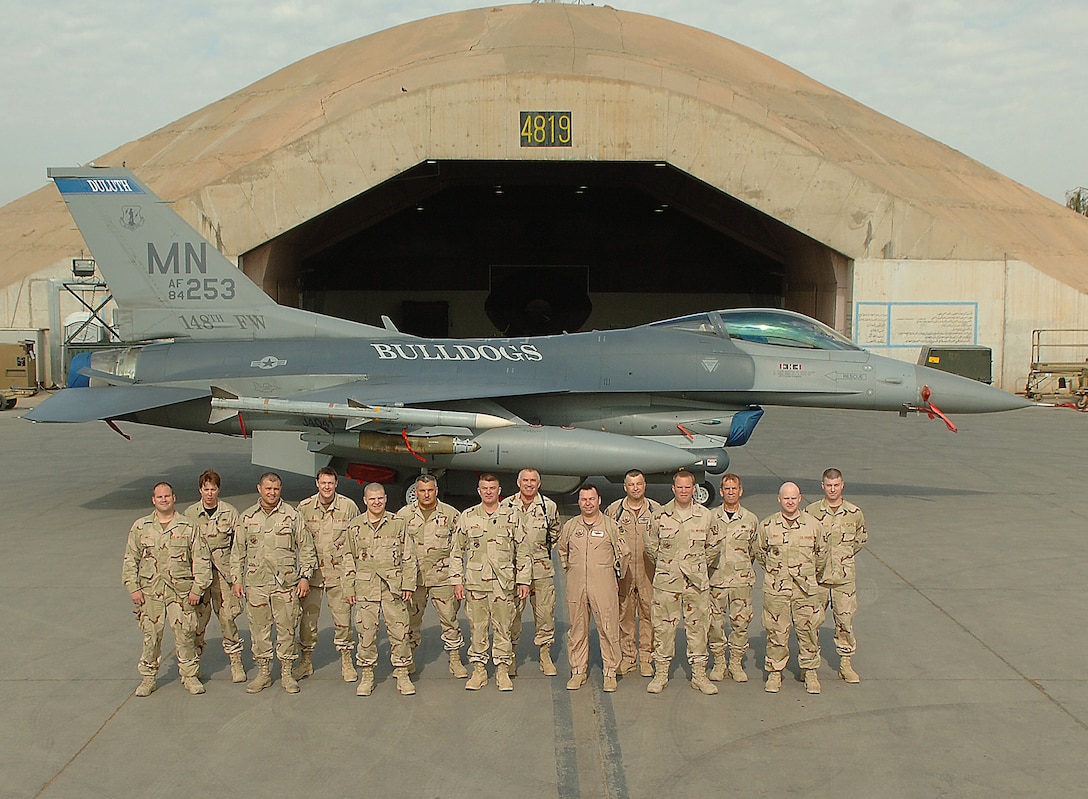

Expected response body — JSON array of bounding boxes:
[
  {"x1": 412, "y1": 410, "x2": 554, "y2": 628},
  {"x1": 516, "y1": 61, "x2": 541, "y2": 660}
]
[{"x1": 854, "y1": 257, "x2": 1088, "y2": 391}]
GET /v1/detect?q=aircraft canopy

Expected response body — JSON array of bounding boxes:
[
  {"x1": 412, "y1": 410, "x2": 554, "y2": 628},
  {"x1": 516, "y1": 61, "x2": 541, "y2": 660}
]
[{"x1": 650, "y1": 309, "x2": 861, "y2": 351}]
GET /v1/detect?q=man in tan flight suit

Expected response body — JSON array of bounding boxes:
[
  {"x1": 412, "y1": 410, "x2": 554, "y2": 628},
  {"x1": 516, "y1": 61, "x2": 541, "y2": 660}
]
[
  {"x1": 231, "y1": 472, "x2": 317, "y2": 694},
  {"x1": 605, "y1": 469, "x2": 660, "y2": 677},
  {"x1": 645, "y1": 471, "x2": 719, "y2": 695},
  {"x1": 398, "y1": 474, "x2": 468, "y2": 678},
  {"x1": 756, "y1": 481, "x2": 828, "y2": 695},
  {"x1": 707, "y1": 473, "x2": 759, "y2": 683},
  {"x1": 184, "y1": 469, "x2": 245, "y2": 683},
  {"x1": 346, "y1": 482, "x2": 417, "y2": 696},
  {"x1": 807, "y1": 467, "x2": 867, "y2": 684},
  {"x1": 558, "y1": 484, "x2": 629, "y2": 692},
  {"x1": 452, "y1": 473, "x2": 531, "y2": 692},
  {"x1": 503, "y1": 468, "x2": 560, "y2": 677},
  {"x1": 123, "y1": 481, "x2": 212, "y2": 697},
  {"x1": 294, "y1": 467, "x2": 359, "y2": 683}
]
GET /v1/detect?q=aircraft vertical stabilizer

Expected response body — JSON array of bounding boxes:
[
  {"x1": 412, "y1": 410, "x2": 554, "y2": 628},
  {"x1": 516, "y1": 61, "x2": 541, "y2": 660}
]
[{"x1": 47, "y1": 166, "x2": 388, "y2": 342}]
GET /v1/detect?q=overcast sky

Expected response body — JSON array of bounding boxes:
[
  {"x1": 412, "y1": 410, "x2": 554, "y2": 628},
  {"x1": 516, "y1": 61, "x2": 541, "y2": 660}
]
[{"x1": 2, "y1": 1, "x2": 1085, "y2": 208}]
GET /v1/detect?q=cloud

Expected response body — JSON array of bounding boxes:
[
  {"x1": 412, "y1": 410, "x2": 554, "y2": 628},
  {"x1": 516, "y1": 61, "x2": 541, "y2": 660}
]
[{"x1": 1, "y1": 0, "x2": 1085, "y2": 205}]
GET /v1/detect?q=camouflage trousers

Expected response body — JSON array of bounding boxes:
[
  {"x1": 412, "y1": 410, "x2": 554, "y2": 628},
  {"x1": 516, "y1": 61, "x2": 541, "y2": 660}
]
[
  {"x1": 298, "y1": 581, "x2": 354, "y2": 654},
  {"x1": 511, "y1": 575, "x2": 555, "y2": 649},
  {"x1": 465, "y1": 587, "x2": 516, "y2": 666},
  {"x1": 708, "y1": 585, "x2": 754, "y2": 656},
  {"x1": 354, "y1": 581, "x2": 412, "y2": 669},
  {"x1": 245, "y1": 584, "x2": 301, "y2": 664},
  {"x1": 651, "y1": 585, "x2": 710, "y2": 665},
  {"x1": 825, "y1": 581, "x2": 858, "y2": 656},
  {"x1": 762, "y1": 587, "x2": 827, "y2": 672},
  {"x1": 134, "y1": 592, "x2": 200, "y2": 679},
  {"x1": 618, "y1": 570, "x2": 653, "y2": 663},
  {"x1": 408, "y1": 583, "x2": 464, "y2": 652},
  {"x1": 566, "y1": 580, "x2": 621, "y2": 675},
  {"x1": 195, "y1": 564, "x2": 243, "y2": 656}
]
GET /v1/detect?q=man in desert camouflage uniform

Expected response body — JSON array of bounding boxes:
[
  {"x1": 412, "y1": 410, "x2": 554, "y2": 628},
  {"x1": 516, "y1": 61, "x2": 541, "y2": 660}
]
[
  {"x1": 707, "y1": 473, "x2": 759, "y2": 684},
  {"x1": 558, "y1": 484, "x2": 629, "y2": 692},
  {"x1": 123, "y1": 481, "x2": 212, "y2": 697},
  {"x1": 231, "y1": 472, "x2": 317, "y2": 694},
  {"x1": 452, "y1": 473, "x2": 531, "y2": 692},
  {"x1": 807, "y1": 467, "x2": 867, "y2": 684},
  {"x1": 502, "y1": 468, "x2": 560, "y2": 677},
  {"x1": 184, "y1": 469, "x2": 246, "y2": 683},
  {"x1": 756, "y1": 481, "x2": 828, "y2": 695},
  {"x1": 397, "y1": 474, "x2": 468, "y2": 678},
  {"x1": 294, "y1": 467, "x2": 359, "y2": 683},
  {"x1": 604, "y1": 469, "x2": 660, "y2": 678},
  {"x1": 346, "y1": 482, "x2": 417, "y2": 697},
  {"x1": 644, "y1": 471, "x2": 719, "y2": 695}
]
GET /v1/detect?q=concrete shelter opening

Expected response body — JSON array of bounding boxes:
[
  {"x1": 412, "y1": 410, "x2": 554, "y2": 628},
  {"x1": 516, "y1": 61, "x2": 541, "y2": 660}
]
[{"x1": 247, "y1": 160, "x2": 847, "y2": 337}]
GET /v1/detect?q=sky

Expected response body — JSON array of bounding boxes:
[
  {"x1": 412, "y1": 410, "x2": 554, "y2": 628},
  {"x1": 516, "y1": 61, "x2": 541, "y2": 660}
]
[{"x1": 1, "y1": 0, "x2": 1086, "y2": 208}]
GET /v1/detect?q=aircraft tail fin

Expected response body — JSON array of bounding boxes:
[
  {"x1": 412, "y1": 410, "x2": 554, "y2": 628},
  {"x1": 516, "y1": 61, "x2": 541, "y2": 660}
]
[{"x1": 48, "y1": 166, "x2": 384, "y2": 341}]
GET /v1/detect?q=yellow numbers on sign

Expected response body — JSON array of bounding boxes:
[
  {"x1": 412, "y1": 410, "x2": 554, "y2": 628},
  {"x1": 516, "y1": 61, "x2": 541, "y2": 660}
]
[{"x1": 520, "y1": 112, "x2": 572, "y2": 147}]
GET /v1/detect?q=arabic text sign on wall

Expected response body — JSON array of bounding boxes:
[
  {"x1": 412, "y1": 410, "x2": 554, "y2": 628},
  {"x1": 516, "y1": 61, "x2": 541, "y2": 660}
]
[{"x1": 855, "y1": 302, "x2": 978, "y2": 348}]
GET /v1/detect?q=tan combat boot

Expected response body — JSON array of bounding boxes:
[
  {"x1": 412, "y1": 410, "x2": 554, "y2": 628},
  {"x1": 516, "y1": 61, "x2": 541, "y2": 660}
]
[
  {"x1": 246, "y1": 660, "x2": 272, "y2": 694},
  {"x1": 566, "y1": 672, "x2": 587, "y2": 690},
  {"x1": 690, "y1": 662, "x2": 718, "y2": 695},
  {"x1": 646, "y1": 661, "x2": 669, "y2": 694},
  {"x1": 603, "y1": 673, "x2": 618, "y2": 693},
  {"x1": 292, "y1": 650, "x2": 313, "y2": 680},
  {"x1": 617, "y1": 657, "x2": 637, "y2": 675},
  {"x1": 229, "y1": 653, "x2": 247, "y2": 683},
  {"x1": 449, "y1": 650, "x2": 469, "y2": 678},
  {"x1": 839, "y1": 656, "x2": 860, "y2": 684},
  {"x1": 540, "y1": 646, "x2": 558, "y2": 676},
  {"x1": 182, "y1": 676, "x2": 206, "y2": 695},
  {"x1": 508, "y1": 655, "x2": 518, "y2": 677},
  {"x1": 496, "y1": 663, "x2": 514, "y2": 692},
  {"x1": 356, "y1": 666, "x2": 375, "y2": 696},
  {"x1": 804, "y1": 669, "x2": 821, "y2": 694},
  {"x1": 134, "y1": 675, "x2": 157, "y2": 697},
  {"x1": 341, "y1": 650, "x2": 358, "y2": 682},
  {"x1": 394, "y1": 667, "x2": 416, "y2": 696},
  {"x1": 465, "y1": 663, "x2": 488, "y2": 691},
  {"x1": 765, "y1": 670, "x2": 782, "y2": 693},
  {"x1": 281, "y1": 663, "x2": 301, "y2": 694},
  {"x1": 707, "y1": 646, "x2": 728, "y2": 682},
  {"x1": 728, "y1": 649, "x2": 748, "y2": 683},
  {"x1": 638, "y1": 655, "x2": 654, "y2": 678}
]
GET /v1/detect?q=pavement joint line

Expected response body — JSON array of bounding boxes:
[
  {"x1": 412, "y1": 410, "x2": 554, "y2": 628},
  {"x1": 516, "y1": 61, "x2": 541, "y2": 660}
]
[
  {"x1": 866, "y1": 548, "x2": 1088, "y2": 732},
  {"x1": 551, "y1": 663, "x2": 581, "y2": 799},
  {"x1": 33, "y1": 653, "x2": 179, "y2": 798},
  {"x1": 590, "y1": 673, "x2": 631, "y2": 799}
]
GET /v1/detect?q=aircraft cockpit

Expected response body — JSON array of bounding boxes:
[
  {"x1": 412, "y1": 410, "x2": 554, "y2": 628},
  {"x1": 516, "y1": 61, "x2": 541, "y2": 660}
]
[
  {"x1": 650, "y1": 308, "x2": 861, "y2": 351},
  {"x1": 647, "y1": 312, "x2": 723, "y2": 337}
]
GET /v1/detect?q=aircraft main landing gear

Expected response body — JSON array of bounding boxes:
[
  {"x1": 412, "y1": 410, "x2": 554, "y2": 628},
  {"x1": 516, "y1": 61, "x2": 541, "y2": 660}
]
[{"x1": 693, "y1": 481, "x2": 716, "y2": 507}]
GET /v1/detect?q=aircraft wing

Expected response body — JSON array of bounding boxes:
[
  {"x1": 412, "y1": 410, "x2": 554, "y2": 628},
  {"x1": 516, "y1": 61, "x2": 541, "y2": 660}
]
[{"x1": 23, "y1": 386, "x2": 210, "y2": 423}]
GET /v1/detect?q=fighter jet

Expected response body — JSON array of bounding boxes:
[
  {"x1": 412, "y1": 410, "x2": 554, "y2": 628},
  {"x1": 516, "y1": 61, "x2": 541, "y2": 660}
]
[{"x1": 26, "y1": 166, "x2": 1031, "y2": 503}]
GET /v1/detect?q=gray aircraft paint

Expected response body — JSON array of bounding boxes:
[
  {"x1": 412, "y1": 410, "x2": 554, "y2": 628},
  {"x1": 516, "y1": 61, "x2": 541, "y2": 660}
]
[{"x1": 27, "y1": 166, "x2": 1032, "y2": 488}]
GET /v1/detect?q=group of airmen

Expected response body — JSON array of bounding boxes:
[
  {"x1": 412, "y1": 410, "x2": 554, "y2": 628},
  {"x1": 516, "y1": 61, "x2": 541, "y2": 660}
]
[{"x1": 121, "y1": 464, "x2": 866, "y2": 698}]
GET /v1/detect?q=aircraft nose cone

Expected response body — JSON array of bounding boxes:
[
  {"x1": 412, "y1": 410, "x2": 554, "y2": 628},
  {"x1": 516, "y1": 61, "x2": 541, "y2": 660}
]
[{"x1": 913, "y1": 365, "x2": 1033, "y2": 413}]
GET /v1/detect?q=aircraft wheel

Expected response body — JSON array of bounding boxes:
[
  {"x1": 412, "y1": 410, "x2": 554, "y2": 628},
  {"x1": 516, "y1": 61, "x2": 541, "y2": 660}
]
[
  {"x1": 2, "y1": 397, "x2": 16, "y2": 410},
  {"x1": 694, "y1": 481, "x2": 716, "y2": 506},
  {"x1": 403, "y1": 481, "x2": 418, "y2": 507}
]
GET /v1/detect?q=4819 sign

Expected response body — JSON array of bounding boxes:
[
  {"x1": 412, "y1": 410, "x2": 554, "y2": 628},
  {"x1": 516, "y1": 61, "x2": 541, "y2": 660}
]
[{"x1": 520, "y1": 111, "x2": 572, "y2": 147}]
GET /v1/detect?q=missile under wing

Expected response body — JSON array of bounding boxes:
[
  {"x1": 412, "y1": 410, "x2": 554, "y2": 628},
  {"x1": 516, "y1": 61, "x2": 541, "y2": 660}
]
[{"x1": 26, "y1": 166, "x2": 1031, "y2": 500}]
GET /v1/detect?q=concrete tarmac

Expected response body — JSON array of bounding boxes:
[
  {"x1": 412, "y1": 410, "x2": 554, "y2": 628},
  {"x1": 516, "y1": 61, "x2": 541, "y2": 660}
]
[{"x1": 3, "y1": 395, "x2": 1085, "y2": 798}]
